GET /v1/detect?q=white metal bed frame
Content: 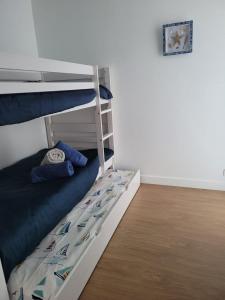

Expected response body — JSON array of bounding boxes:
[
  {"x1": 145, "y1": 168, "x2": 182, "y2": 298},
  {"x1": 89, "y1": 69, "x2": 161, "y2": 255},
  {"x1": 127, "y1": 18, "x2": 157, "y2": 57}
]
[{"x1": 0, "y1": 52, "x2": 140, "y2": 300}]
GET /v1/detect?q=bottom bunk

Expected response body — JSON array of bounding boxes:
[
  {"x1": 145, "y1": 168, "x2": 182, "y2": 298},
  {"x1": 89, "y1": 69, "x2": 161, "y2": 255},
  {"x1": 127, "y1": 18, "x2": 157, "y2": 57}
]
[
  {"x1": 6, "y1": 169, "x2": 140, "y2": 300},
  {"x1": 0, "y1": 148, "x2": 113, "y2": 282}
]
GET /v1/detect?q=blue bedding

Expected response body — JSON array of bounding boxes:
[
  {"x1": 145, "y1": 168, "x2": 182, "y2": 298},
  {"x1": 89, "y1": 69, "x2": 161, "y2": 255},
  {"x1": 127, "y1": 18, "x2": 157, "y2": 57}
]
[
  {"x1": 0, "y1": 148, "x2": 113, "y2": 281},
  {"x1": 0, "y1": 86, "x2": 113, "y2": 126}
]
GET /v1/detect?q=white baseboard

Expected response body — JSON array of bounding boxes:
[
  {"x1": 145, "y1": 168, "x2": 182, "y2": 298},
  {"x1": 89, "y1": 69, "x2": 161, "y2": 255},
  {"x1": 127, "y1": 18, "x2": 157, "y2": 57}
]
[{"x1": 141, "y1": 175, "x2": 225, "y2": 191}]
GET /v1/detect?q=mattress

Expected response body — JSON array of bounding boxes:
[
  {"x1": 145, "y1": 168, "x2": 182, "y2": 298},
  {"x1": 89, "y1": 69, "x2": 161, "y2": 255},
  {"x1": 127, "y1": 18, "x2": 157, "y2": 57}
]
[
  {"x1": 0, "y1": 85, "x2": 112, "y2": 126},
  {"x1": 7, "y1": 170, "x2": 135, "y2": 300},
  {"x1": 0, "y1": 148, "x2": 113, "y2": 281}
]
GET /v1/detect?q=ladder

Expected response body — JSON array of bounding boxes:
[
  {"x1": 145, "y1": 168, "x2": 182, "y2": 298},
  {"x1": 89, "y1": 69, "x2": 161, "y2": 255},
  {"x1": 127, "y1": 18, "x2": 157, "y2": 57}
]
[{"x1": 94, "y1": 66, "x2": 114, "y2": 175}]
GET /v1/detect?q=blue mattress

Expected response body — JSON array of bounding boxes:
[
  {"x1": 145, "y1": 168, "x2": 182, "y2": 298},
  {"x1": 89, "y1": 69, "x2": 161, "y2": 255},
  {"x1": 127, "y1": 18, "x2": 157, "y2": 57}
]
[
  {"x1": 0, "y1": 86, "x2": 112, "y2": 126},
  {"x1": 0, "y1": 148, "x2": 113, "y2": 281}
]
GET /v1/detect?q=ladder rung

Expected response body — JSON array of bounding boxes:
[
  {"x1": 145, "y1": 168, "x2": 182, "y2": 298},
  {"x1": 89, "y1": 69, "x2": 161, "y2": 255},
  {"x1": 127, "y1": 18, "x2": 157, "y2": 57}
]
[
  {"x1": 101, "y1": 108, "x2": 112, "y2": 115},
  {"x1": 102, "y1": 132, "x2": 113, "y2": 141}
]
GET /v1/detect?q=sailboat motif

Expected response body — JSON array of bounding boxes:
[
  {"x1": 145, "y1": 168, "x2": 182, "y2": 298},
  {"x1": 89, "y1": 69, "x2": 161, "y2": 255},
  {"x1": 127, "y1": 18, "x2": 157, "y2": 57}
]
[
  {"x1": 56, "y1": 244, "x2": 69, "y2": 257},
  {"x1": 85, "y1": 199, "x2": 92, "y2": 206},
  {"x1": 92, "y1": 190, "x2": 101, "y2": 196},
  {"x1": 77, "y1": 217, "x2": 89, "y2": 231},
  {"x1": 32, "y1": 290, "x2": 44, "y2": 300},
  {"x1": 106, "y1": 186, "x2": 113, "y2": 193},
  {"x1": 118, "y1": 181, "x2": 127, "y2": 186},
  {"x1": 74, "y1": 232, "x2": 90, "y2": 247},
  {"x1": 96, "y1": 200, "x2": 102, "y2": 207},
  {"x1": 38, "y1": 277, "x2": 46, "y2": 286},
  {"x1": 94, "y1": 210, "x2": 106, "y2": 219},
  {"x1": 57, "y1": 222, "x2": 71, "y2": 236},
  {"x1": 91, "y1": 200, "x2": 102, "y2": 214},
  {"x1": 32, "y1": 277, "x2": 46, "y2": 300},
  {"x1": 54, "y1": 266, "x2": 73, "y2": 282},
  {"x1": 44, "y1": 240, "x2": 56, "y2": 252}
]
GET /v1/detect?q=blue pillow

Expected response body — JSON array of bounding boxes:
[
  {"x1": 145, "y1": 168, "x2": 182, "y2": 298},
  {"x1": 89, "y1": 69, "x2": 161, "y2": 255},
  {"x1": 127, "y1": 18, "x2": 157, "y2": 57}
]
[
  {"x1": 56, "y1": 141, "x2": 88, "y2": 167},
  {"x1": 99, "y1": 85, "x2": 113, "y2": 100},
  {"x1": 31, "y1": 160, "x2": 74, "y2": 183}
]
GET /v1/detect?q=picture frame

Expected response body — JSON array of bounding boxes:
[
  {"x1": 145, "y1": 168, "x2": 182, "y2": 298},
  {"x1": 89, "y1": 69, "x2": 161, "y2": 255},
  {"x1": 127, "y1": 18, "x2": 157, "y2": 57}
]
[{"x1": 163, "y1": 20, "x2": 193, "y2": 56}]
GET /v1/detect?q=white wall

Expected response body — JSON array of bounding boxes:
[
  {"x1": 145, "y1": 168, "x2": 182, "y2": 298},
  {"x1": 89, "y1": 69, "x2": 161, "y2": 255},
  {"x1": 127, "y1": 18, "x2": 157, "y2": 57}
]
[
  {"x1": 0, "y1": 0, "x2": 47, "y2": 169},
  {"x1": 32, "y1": 0, "x2": 225, "y2": 190}
]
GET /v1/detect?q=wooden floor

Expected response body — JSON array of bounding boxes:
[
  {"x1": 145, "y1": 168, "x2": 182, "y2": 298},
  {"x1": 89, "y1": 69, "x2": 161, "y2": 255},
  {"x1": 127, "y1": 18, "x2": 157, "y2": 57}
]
[{"x1": 80, "y1": 184, "x2": 225, "y2": 300}]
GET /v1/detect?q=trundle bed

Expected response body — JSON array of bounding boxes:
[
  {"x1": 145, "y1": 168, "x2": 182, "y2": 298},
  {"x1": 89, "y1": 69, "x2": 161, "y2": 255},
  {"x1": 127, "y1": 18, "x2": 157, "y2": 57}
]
[{"x1": 0, "y1": 52, "x2": 140, "y2": 300}]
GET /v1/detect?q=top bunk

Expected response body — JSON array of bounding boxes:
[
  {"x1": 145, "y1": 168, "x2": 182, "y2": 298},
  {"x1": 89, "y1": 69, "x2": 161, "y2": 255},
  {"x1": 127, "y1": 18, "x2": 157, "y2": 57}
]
[
  {"x1": 0, "y1": 52, "x2": 112, "y2": 125},
  {"x1": 0, "y1": 52, "x2": 95, "y2": 94}
]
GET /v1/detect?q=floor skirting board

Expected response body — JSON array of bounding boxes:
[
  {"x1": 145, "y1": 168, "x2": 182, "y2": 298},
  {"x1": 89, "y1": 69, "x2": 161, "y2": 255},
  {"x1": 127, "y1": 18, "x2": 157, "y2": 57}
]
[{"x1": 141, "y1": 175, "x2": 225, "y2": 191}]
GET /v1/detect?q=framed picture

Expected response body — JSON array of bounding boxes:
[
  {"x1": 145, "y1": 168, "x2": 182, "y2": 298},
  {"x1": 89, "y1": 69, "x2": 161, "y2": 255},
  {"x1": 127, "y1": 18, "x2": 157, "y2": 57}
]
[{"x1": 163, "y1": 20, "x2": 193, "y2": 56}]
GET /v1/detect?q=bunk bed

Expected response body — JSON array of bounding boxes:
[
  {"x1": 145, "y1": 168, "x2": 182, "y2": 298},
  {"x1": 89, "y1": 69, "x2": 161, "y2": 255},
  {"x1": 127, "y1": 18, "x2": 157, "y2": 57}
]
[{"x1": 0, "y1": 52, "x2": 140, "y2": 300}]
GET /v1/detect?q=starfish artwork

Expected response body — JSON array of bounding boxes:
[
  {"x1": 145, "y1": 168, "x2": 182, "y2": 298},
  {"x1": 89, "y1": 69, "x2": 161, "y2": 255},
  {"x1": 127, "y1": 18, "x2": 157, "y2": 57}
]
[
  {"x1": 163, "y1": 21, "x2": 193, "y2": 56},
  {"x1": 171, "y1": 31, "x2": 185, "y2": 49}
]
